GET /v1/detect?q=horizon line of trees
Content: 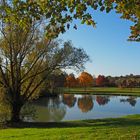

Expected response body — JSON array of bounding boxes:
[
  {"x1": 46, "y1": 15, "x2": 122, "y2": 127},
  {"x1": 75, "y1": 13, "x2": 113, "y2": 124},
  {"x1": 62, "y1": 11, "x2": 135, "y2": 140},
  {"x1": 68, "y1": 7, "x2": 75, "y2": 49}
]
[{"x1": 48, "y1": 72, "x2": 140, "y2": 91}]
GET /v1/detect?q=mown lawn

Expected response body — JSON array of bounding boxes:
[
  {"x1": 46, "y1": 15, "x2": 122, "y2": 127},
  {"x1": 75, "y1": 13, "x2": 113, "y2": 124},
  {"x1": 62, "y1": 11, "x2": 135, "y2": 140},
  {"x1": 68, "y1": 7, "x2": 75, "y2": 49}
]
[
  {"x1": 62, "y1": 87, "x2": 140, "y2": 96},
  {"x1": 0, "y1": 115, "x2": 140, "y2": 140}
]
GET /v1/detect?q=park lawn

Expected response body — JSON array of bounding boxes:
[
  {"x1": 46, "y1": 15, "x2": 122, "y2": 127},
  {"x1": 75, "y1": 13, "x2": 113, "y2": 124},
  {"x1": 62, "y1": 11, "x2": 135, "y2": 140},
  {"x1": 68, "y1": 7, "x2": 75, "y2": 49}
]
[
  {"x1": 62, "y1": 87, "x2": 140, "y2": 96},
  {"x1": 0, "y1": 115, "x2": 140, "y2": 140}
]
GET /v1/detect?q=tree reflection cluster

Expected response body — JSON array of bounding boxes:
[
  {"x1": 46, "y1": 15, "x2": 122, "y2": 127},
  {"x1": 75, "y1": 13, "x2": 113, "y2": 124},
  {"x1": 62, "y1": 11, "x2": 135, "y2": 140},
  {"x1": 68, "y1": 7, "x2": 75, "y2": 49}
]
[
  {"x1": 62, "y1": 94, "x2": 138, "y2": 113},
  {"x1": 120, "y1": 97, "x2": 137, "y2": 107},
  {"x1": 77, "y1": 95, "x2": 93, "y2": 112},
  {"x1": 62, "y1": 94, "x2": 77, "y2": 108},
  {"x1": 24, "y1": 96, "x2": 66, "y2": 122},
  {"x1": 22, "y1": 94, "x2": 112, "y2": 121},
  {"x1": 96, "y1": 96, "x2": 110, "y2": 106},
  {"x1": 0, "y1": 94, "x2": 138, "y2": 122},
  {"x1": 62, "y1": 94, "x2": 110, "y2": 112}
]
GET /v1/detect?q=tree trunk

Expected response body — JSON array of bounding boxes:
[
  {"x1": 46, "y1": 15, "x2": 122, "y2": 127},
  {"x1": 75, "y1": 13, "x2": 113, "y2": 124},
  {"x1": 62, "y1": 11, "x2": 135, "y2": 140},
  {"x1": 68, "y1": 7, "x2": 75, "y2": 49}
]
[{"x1": 11, "y1": 102, "x2": 23, "y2": 123}]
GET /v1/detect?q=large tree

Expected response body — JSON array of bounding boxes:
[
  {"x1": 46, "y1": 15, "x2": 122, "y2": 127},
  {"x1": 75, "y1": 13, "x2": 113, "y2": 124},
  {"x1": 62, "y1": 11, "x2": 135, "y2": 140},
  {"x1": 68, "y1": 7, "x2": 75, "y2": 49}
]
[
  {"x1": 0, "y1": 0, "x2": 94, "y2": 122},
  {"x1": 0, "y1": 35, "x2": 89, "y2": 122}
]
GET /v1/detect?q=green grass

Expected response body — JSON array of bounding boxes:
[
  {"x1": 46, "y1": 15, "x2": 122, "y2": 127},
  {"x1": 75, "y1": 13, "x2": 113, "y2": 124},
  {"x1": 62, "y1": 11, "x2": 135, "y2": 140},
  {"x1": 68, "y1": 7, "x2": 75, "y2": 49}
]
[
  {"x1": 0, "y1": 115, "x2": 140, "y2": 140},
  {"x1": 62, "y1": 87, "x2": 140, "y2": 96}
]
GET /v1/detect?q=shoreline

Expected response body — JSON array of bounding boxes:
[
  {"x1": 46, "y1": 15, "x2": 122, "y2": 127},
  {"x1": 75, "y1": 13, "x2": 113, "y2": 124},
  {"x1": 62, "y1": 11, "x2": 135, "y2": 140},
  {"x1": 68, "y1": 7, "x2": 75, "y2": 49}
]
[{"x1": 60, "y1": 87, "x2": 140, "y2": 96}]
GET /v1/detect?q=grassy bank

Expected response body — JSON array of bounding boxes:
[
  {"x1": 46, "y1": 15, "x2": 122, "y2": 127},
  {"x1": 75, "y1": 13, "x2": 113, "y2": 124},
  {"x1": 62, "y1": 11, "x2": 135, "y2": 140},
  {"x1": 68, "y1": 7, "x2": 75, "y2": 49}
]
[
  {"x1": 0, "y1": 115, "x2": 140, "y2": 140},
  {"x1": 62, "y1": 87, "x2": 140, "y2": 96}
]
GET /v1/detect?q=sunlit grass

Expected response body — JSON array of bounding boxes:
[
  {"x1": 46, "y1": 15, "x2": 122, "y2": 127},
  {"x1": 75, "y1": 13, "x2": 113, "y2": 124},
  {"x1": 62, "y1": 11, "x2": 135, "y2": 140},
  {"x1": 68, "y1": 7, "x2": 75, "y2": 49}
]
[
  {"x1": 0, "y1": 115, "x2": 140, "y2": 140},
  {"x1": 61, "y1": 87, "x2": 140, "y2": 96}
]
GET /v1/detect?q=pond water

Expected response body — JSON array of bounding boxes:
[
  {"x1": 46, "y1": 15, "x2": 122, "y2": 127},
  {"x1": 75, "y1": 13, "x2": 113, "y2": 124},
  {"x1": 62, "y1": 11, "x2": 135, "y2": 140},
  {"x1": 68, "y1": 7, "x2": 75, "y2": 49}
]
[{"x1": 22, "y1": 94, "x2": 140, "y2": 122}]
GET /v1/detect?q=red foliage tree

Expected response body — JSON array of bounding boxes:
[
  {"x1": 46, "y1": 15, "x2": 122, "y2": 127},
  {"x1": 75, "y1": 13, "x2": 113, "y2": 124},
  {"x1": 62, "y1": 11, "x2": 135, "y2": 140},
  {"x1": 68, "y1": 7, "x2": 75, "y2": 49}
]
[
  {"x1": 96, "y1": 96, "x2": 110, "y2": 106},
  {"x1": 96, "y1": 75, "x2": 108, "y2": 87}
]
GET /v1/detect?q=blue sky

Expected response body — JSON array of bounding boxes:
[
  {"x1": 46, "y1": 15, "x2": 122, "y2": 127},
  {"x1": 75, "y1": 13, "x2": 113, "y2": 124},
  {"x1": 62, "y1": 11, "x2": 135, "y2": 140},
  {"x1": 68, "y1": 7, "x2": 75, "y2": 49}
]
[{"x1": 60, "y1": 10, "x2": 140, "y2": 77}]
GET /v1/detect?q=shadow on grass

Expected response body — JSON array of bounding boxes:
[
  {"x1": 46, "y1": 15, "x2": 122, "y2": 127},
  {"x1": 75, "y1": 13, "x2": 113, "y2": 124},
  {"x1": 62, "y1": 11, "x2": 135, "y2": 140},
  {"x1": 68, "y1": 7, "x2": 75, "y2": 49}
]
[{"x1": 2, "y1": 115, "x2": 140, "y2": 129}]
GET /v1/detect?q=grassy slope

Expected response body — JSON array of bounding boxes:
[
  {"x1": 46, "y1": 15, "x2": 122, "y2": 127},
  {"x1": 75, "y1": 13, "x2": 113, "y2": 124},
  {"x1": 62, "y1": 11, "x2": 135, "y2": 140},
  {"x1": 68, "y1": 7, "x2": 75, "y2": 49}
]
[
  {"x1": 62, "y1": 87, "x2": 140, "y2": 96},
  {"x1": 0, "y1": 115, "x2": 140, "y2": 140}
]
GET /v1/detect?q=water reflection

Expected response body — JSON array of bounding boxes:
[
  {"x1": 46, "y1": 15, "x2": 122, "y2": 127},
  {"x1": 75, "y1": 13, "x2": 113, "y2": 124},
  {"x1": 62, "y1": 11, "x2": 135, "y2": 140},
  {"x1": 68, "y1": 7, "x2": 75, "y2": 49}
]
[
  {"x1": 0, "y1": 94, "x2": 140, "y2": 122},
  {"x1": 21, "y1": 103, "x2": 37, "y2": 121},
  {"x1": 0, "y1": 109, "x2": 10, "y2": 122},
  {"x1": 120, "y1": 96, "x2": 137, "y2": 107},
  {"x1": 0, "y1": 102, "x2": 11, "y2": 122},
  {"x1": 22, "y1": 96, "x2": 66, "y2": 122},
  {"x1": 96, "y1": 95, "x2": 110, "y2": 106},
  {"x1": 62, "y1": 94, "x2": 76, "y2": 108},
  {"x1": 77, "y1": 95, "x2": 94, "y2": 112}
]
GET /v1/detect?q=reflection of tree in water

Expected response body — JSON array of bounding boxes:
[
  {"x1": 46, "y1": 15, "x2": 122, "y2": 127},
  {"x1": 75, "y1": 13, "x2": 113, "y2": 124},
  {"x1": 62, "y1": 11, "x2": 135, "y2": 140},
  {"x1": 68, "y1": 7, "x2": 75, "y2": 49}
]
[
  {"x1": 120, "y1": 97, "x2": 137, "y2": 107},
  {"x1": 0, "y1": 101, "x2": 11, "y2": 122},
  {"x1": 0, "y1": 99, "x2": 36, "y2": 122},
  {"x1": 22, "y1": 96, "x2": 66, "y2": 122},
  {"x1": 0, "y1": 91, "x2": 11, "y2": 122},
  {"x1": 96, "y1": 96, "x2": 110, "y2": 106},
  {"x1": 21, "y1": 103, "x2": 36, "y2": 122},
  {"x1": 78, "y1": 95, "x2": 93, "y2": 113},
  {"x1": 62, "y1": 94, "x2": 76, "y2": 108}
]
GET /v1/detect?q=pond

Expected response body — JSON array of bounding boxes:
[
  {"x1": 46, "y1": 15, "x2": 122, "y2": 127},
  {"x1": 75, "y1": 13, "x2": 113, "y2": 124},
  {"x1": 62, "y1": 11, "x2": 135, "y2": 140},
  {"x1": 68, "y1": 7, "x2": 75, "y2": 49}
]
[{"x1": 21, "y1": 94, "x2": 140, "y2": 122}]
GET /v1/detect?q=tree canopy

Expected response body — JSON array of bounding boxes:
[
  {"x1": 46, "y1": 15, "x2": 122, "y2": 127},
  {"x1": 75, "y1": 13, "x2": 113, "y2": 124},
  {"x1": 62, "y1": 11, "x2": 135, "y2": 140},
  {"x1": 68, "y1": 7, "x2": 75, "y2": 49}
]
[
  {"x1": 65, "y1": 74, "x2": 77, "y2": 88},
  {"x1": 0, "y1": 0, "x2": 139, "y2": 41},
  {"x1": 78, "y1": 72, "x2": 94, "y2": 89}
]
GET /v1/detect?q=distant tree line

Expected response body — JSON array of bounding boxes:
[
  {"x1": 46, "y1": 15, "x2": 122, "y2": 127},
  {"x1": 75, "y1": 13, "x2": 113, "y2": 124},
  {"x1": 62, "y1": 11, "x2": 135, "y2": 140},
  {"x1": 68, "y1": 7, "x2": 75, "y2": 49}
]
[
  {"x1": 106, "y1": 74, "x2": 140, "y2": 88},
  {"x1": 48, "y1": 72, "x2": 140, "y2": 91}
]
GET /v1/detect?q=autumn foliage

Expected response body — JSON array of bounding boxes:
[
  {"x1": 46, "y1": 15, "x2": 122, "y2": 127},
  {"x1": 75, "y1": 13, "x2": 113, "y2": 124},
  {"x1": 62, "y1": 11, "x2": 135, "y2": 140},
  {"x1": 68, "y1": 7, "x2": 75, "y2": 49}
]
[
  {"x1": 65, "y1": 74, "x2": 78, "y2": 88},
  {"x1": 78, "y1": 96, "x2": 93, "y2": 112},
  {"x1": 96, "y1": 96, "x2": 110, "y2": 106},
  {"x1": 96, "y1": 75, "x2": 108, "y2": 87},
  {"x1": 78, "y1": 72, "x2": 94, "y2": 89},
  {"x1": 64, "y1": 73, "x2": 140, "y2": 89},
  {"x1": 62, "y1": 94, "x2": 76, "y2": 108}
]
